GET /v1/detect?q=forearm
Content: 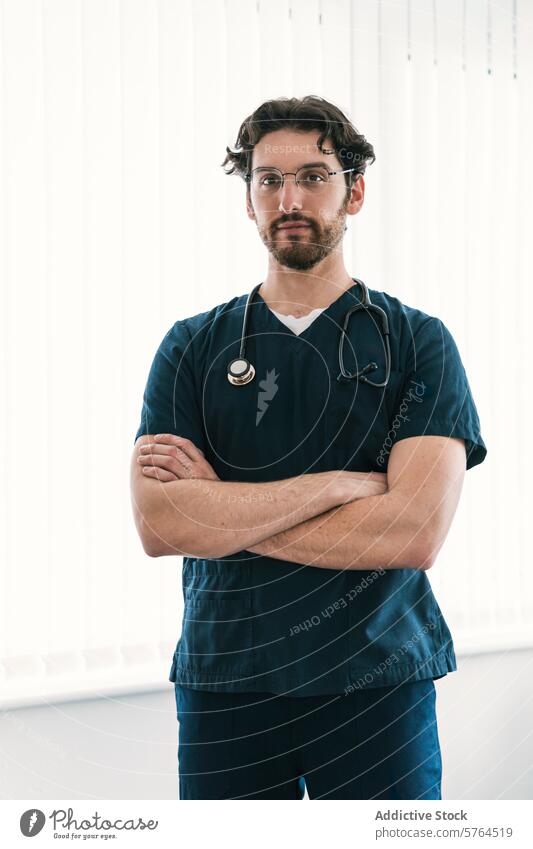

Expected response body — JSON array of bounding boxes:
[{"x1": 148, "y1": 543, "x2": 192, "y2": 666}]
[
  {"x1": 246, "y1": 489, "x2": 427, "y2": 570},
  {"x1": 141, "y1": 472, "x2": 344, "y2": 558}
]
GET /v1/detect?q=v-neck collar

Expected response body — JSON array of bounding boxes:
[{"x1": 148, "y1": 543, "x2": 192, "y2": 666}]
[{"x1": 255, "y1": 278, "x2": 363, "y2": 339}]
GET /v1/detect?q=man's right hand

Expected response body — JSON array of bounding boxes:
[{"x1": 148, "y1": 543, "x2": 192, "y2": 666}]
[{"x1": 136, "y1": 433, "x2": 220, "y2": 482}]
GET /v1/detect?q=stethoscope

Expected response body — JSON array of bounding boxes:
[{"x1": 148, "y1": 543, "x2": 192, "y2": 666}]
[{"x1": 227, "y1": 277, "x2": 391, "y2": 388}]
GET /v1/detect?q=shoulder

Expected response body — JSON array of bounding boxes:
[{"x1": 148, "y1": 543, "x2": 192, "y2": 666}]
[
  {"x1": 368, "y1": 287, "x2": 454, "y2": 347},
  {"x1": 161, "y1": 291, "x2": 249, "y2": 351},
  {"x1": 368, "y1": 287, "x2": 438, "y2": 328}
]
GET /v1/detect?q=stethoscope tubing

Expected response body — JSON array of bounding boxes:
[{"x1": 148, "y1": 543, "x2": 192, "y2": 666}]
[{"x1": 227, "y1": 278, "x2": 391, "y2": 387}]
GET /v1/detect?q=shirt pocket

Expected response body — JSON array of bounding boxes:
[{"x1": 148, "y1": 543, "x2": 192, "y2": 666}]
[
  {"x1": 347, "y1": 573, "x2": 442, "y2": 680},
  {"x1": 177, "y1": 596, "x2": 254, "y2": 676},
  {"x1": 176, "y1": 560, "x2": 254, "y2": 675},
  {"x1": 326, "y1": 369, "x2": 405, "y2": 468}
]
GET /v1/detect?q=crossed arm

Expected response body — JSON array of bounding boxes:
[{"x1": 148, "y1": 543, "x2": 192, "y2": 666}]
[
  {"x1": 131, "y1": 434, "x2": 466, "y2": 569},
  {"x1": 246, "y1": 436, "x2": 466, "y2": 570}
]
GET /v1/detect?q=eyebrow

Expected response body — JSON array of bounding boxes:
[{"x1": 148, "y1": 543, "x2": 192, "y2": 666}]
[{"x1": 253, "y1": 161, "x2": 332, "y2": 171}]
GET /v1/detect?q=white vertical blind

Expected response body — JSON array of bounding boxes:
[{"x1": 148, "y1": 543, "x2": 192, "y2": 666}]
[{"x1": 0, "y1": 0, "x2": 531, "y2": 707}]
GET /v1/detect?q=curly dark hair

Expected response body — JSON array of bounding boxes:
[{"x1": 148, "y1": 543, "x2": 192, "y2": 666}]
[{"x1": 221, "y1": 95, "x2": 375, "y2": 194}]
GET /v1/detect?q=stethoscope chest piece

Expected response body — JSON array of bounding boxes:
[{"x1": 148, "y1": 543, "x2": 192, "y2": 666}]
[{"x1": 227, "y1": 357, "x2": 255, "y2": 386}]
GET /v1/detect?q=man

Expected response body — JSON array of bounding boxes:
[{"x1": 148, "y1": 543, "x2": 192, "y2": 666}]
[{"x1": 130, "y1": 95, "x2": 487, "y2": 799}]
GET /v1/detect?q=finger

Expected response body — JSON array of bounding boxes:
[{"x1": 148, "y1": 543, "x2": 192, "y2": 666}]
[
  {"x1": 141, "y1": 466, "x2": 178, "y2": 482},
  {"x1": 138, "y1": 451, "x2": 190, "y2": 478},
  {"x1": 153, "y1": 433, "x2": 205, "y2": 460},
  {"x1": 139, "y1": 443, "x2": 186, "y2": 457},
  {"x1": 140, "y1": 442, "x2": 205, "y2": 468}
]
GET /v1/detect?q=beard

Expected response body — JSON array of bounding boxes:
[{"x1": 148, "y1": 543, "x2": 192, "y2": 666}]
[{"x1": 255, "y1": 196, "x2": 349, "y2": 271}]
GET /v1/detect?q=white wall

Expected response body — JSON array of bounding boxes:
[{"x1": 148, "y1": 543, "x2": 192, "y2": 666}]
[{"x1": 0, "y1": 0, "x2": 532, "y2": 709}]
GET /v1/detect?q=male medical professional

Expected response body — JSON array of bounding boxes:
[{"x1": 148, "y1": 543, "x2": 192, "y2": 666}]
[{"x1": 131, "y1": 96, "x2": 487, "y2": 800}]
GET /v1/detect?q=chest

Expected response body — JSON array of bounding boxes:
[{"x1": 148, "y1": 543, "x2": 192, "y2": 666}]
[{"x1": 200, "y1": 328, "x2": 405, "y2": 480}]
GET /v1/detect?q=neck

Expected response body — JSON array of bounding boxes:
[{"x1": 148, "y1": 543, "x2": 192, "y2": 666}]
[{"x1": 259, "y1": 256, "x2": 355, "y2": 316}]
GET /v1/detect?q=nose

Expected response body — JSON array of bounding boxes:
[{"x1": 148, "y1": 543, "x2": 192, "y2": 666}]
[{"x1": 277, "y1": 175, "x2": 304, "y2": 214}]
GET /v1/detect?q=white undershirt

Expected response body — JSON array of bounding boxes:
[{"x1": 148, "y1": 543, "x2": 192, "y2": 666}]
[{"x1": 269, "y1": 306, "x2": 326, "y2": 336}]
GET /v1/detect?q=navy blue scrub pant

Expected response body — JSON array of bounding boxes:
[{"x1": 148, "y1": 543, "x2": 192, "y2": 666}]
[{"x1": 174, "y1": 679, "x2": 442, "y2": 799}]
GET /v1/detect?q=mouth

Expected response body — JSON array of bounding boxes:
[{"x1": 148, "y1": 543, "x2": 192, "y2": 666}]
[{"x1": 276, "y1": 223, "x2": 312, "y2": 235}]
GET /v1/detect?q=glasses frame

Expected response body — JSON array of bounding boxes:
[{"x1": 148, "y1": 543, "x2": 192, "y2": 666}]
[{"x1": 244, "y1": 165, "x2": 361, "y2": 192}]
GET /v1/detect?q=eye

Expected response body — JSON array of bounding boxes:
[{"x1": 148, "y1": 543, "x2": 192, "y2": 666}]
[
  {"x1": 258, "y1": 172, "x2": 282, "y2": 187},
  {"x1": 298, "y1": 167, "x2": 329, "y2": 185}
]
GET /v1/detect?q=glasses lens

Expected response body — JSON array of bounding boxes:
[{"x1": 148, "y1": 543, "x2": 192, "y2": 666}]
[
  {"x1": 251, "y1": 169, "x2": 283, "y2": 193},
  {"x1": 296, "y1": 165, "x2": 330, "y2": 191},
  {"x1": 250, "y1": 166, "x2": 332, "y2": 193}
]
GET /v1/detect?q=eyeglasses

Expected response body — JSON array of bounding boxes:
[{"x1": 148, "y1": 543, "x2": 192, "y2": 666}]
[{"x1": 244, "y1": 165, "x2": 359, "y2": 195}]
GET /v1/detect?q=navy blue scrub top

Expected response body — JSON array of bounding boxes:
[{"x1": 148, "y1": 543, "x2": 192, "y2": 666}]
[{"x1": 134, "y1": 281, "x2": 487, "y2": 696}]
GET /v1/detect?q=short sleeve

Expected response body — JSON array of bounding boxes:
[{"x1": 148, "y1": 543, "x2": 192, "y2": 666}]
[
  {"x1": 392, "y1": 317, "x2": 487, "y2": 470},
  {"x1": 134, "y1": 320, "x2": 206, "y2": 452}
]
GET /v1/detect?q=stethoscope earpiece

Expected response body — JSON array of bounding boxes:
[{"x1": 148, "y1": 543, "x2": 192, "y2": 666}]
[{"x1": 336, "y1": 362, "x2": 378, "y2": 383}]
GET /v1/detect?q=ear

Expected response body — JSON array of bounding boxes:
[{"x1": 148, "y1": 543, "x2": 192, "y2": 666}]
[
  {"x1": 246, "y1": 193, "x2": 256, "y2": 221},
  {"x1": 346, "y1": 174, "x2": 365, "y2": 217}
]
